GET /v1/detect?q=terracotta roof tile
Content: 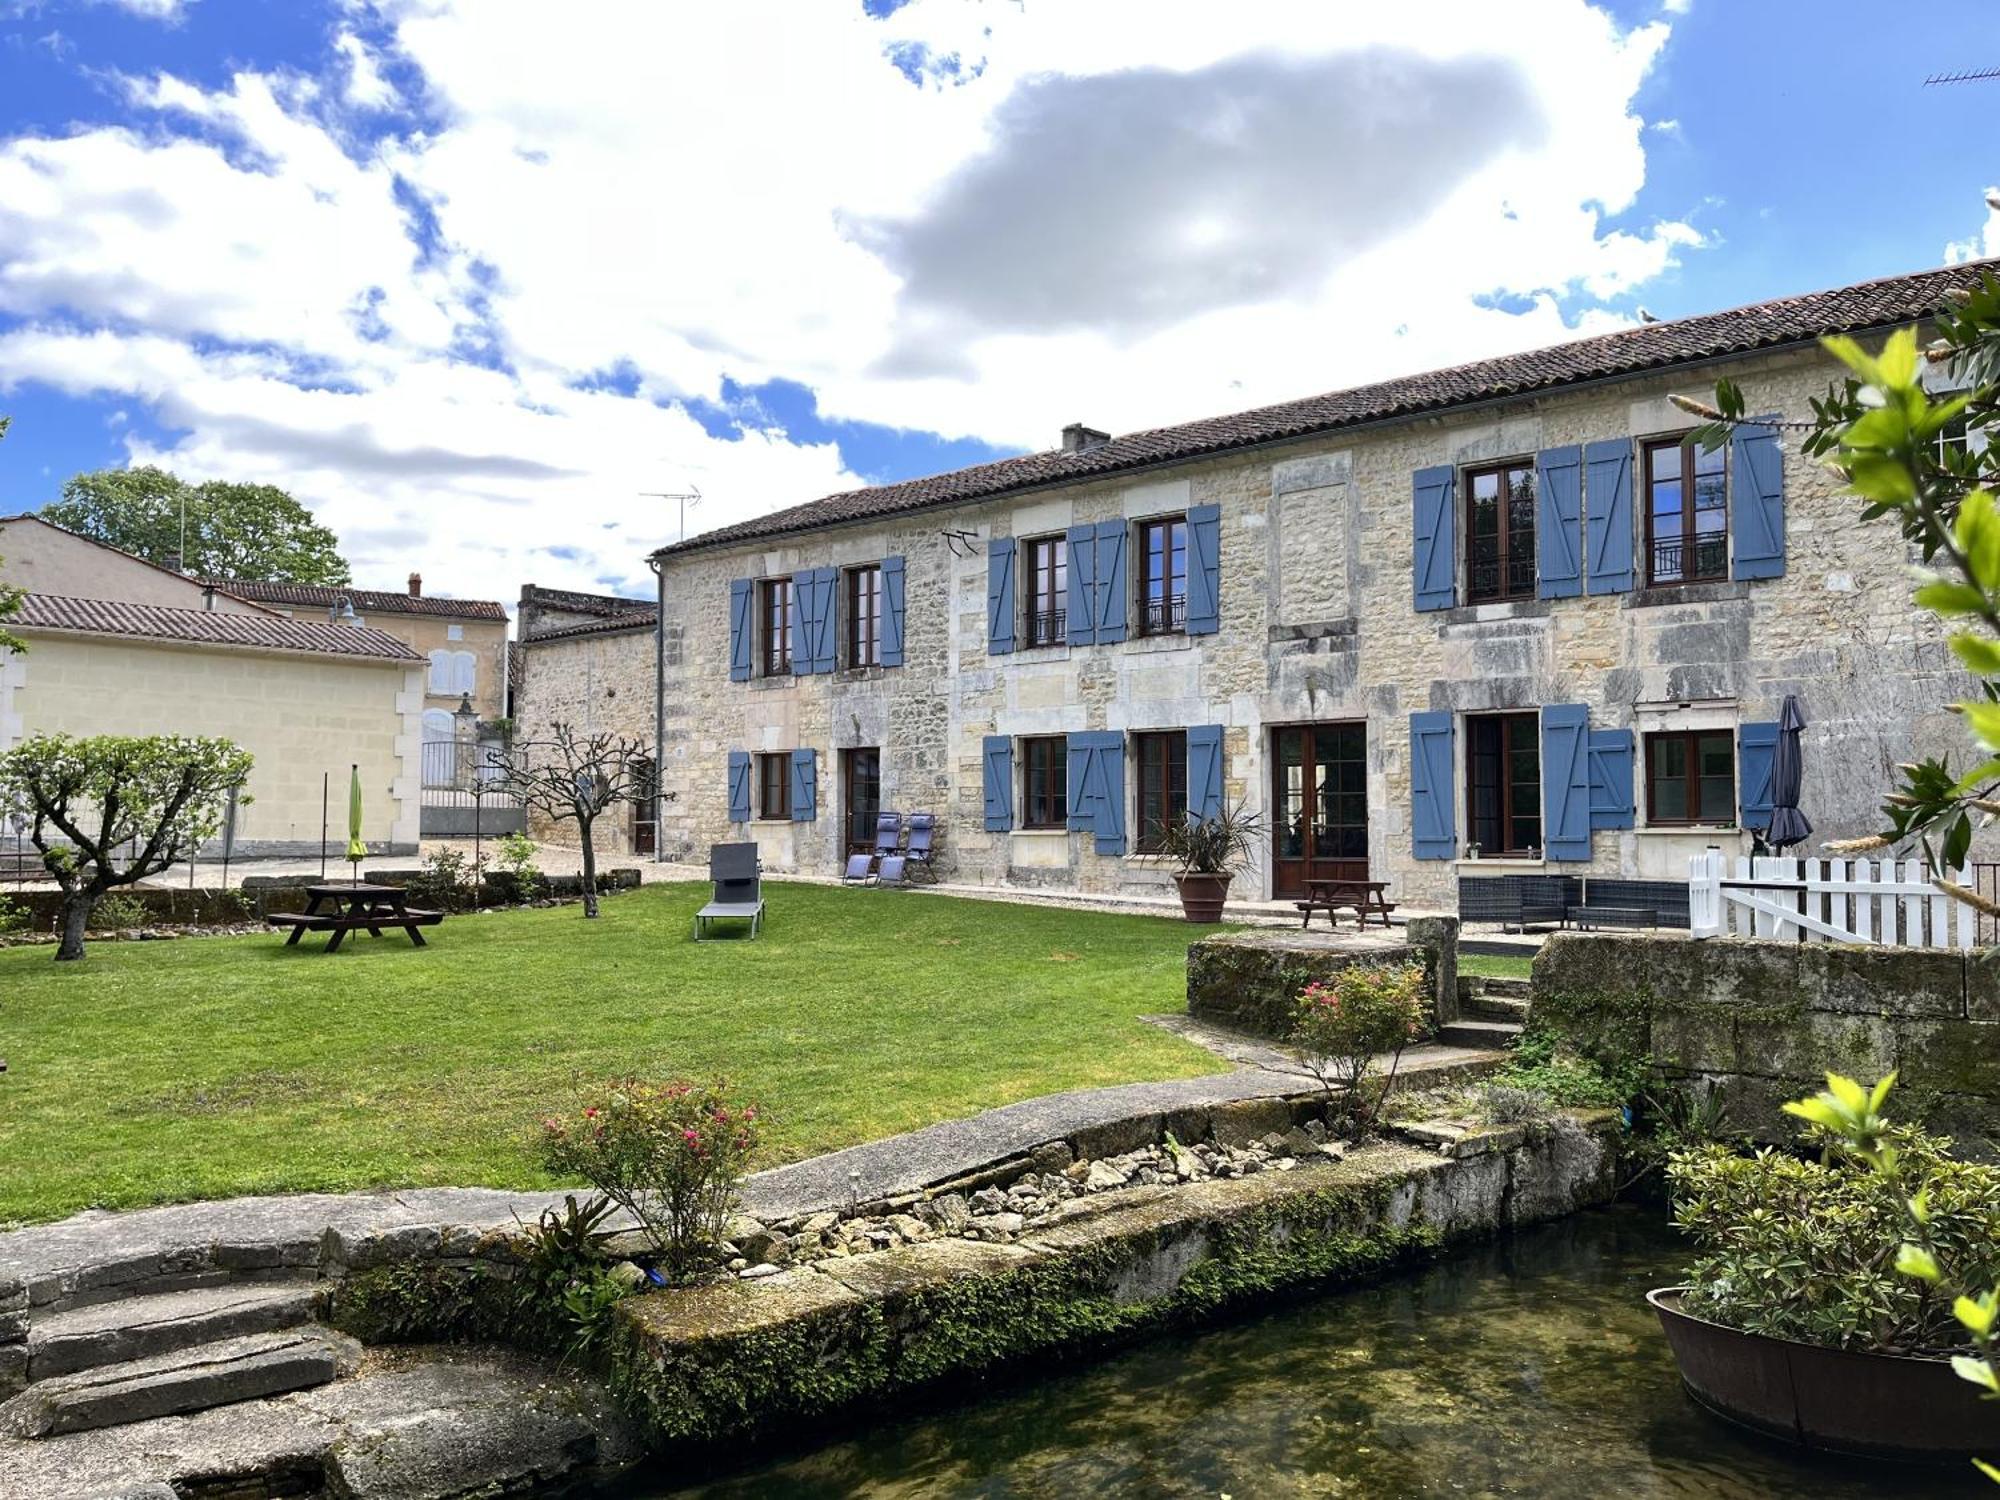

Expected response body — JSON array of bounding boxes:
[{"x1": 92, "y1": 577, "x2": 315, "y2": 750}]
[
  {"x1": 520, "y1": 611, "x2": 658, "y2": 645},
  {"x1": 518, "y1": 584, "x2": 654, "y2": 619},
  {"x1": 656, "y1": 259, "x2": 1997, "y2": 558},
  {"x1": 15, "y1": 594, "x2": 424, "y2": 662},
  {"x1": 205, "y1": 578, "x2": 509, "y2": 621}
]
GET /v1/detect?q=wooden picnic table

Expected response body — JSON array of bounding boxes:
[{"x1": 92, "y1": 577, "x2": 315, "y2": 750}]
[
  {"x1": 1297, "y1": 877, "x2": 1397, "y2": 931},
  {"x1": 267, "y1": 882, "x2": 443, "y2": 952}
]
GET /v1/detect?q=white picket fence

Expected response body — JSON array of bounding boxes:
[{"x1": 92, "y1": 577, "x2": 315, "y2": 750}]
[{"x1": 1688, "y1": 850, "x2": 1978, "y2": 950}]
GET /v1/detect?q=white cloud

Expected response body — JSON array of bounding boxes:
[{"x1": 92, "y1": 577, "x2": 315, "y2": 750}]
[
  {"x1": 0, "y1": 0, "x2": 1704, "y2": 605},
  {"x1": 94, "y1": 0, "x2": 189, "y2": 20},
  {"x1": 1945, "y1": 187, "x2": 2000, "y2": 266}
]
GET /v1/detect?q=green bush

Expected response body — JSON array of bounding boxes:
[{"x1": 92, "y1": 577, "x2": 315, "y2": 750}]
[
  {"x1": 0, "y1": 892, "x2": 26, "y2": 935},
  {"x1": 87, "y1": 893, "x2": 151, "y2": 931},
  {"x1": 1290, "y1": 962, "x2": 1432, "y2": 1134},
  {"x1": 494, "y1": 831, "x2": 544, "y2": 899},
  {"x1": 405, "y1": 846, "x2": 479, "y2": 913},
  {"x1": 1491, "y1": 1026, "x2": 1644, "y2": 1111}
]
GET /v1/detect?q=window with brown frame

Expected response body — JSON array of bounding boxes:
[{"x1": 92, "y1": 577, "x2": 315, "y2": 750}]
[
  {"x1": 1466, "y1": 712, "x2": 1541, "y2": 857},
  {"x1": 1137, "y1": 516, "x2": 1188, "y2": 635},
  {"x1": 1465, "y1": 460, "x2": 1537, "y2": 603},
  {"x1": 846, "y1": 564, "x2": 882, "y2": 668},
  {"x1": 1023, "y1": 535, "x2": 1067, "y2": 647},
  {"x1": 757, "y1": 752, "x2": 790, "y2": 820},
  {"x1": 1134, "y1": 731, "x2": 1188, "y2": 854},
  {"x1": 1021, "y1": 736, "x2": 1067, "y2": 829},
  {"x1": 1644, "y1": 437, "x2": 1727, "y2": 586},
  {"x1": 1645, "y1": 729, "x2": 1735, "y2": 826},
  {"x1": 759, "y1": 576, "x2": 794, "y2": 675}
]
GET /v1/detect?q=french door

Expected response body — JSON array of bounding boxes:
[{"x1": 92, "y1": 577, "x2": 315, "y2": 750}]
[{"x1": 1270, "y1": 723, "x2": 1369, "y2": 898}]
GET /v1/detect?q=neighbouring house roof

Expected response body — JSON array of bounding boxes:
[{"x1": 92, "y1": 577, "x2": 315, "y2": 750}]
[
  {"x1": 0, "y1": 513, "x2": 276, "y2": 613},
  {"x1": 654, "y1": 258, "x2": 1999, "y2": 559},
  {"x1": 519, "y1": 611, "x2": 658, "y2": 646},
  {"x1": 207, "y1": 578, "x2": 510, "y2": 622},
  {"x1": 518, "y1": 584, "x2": 656, "y2": 619},
  {"x1": 14, "y1": 594, "x2": 425, "y2": 663}
]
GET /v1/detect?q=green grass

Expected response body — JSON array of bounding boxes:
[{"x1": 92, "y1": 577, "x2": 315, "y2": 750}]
[
  {"x1": 1459, "y1": 953, "x2": 1534, "y2": 981},
  {"x1": 0, "y1": 884, "x2": 1223, "y2": 1227}
]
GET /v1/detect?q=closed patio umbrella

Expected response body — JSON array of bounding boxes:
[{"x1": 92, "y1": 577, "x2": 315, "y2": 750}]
[
  {"x1": 1765, "y1": 695, "x2": 1813, "y2": 851},
  {"x1": 346, "y1": 764, "x2": 367, "y2": 882}
]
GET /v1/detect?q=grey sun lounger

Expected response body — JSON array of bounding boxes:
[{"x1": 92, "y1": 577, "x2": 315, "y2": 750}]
[{"x1": 695, "y1": 842, "x2": 764, "y2": 939}]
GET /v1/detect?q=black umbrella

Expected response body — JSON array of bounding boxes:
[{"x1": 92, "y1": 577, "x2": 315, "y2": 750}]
[{"x1": 1765, "y1": 694, "x2": 1813, "y2": 851}]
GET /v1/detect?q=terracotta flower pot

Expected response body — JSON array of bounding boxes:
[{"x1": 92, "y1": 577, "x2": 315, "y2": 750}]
[
  {"x1": 1649, "y1": 1286, "x2": 1994, "y2": 1463},
  {"x1": 1173, "y1": 872, "x2": 1232, "y2": 923}
]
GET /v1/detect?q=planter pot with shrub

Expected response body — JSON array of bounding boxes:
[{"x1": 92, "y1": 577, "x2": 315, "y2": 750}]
[{"x1": 1153, "y1": 797, "x2": 1262, "y2": 924}]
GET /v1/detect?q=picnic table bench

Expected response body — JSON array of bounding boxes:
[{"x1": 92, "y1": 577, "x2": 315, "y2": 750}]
[
  {"x1": 268, "y1": 882, "x2": 443, "y2": 952},
  {"x1": 1296, "y1": 877, "x2": 1397, "y2": 931}
]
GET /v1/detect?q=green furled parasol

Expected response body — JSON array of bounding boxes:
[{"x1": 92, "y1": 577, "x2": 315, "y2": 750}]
[{"x1": 346, "y1": 764, "x2": 366, "y2": 882}]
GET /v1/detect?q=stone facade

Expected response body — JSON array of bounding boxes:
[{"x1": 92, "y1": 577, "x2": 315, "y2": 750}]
[
  {"x1": 512, "y1": 619, "x2": 663, "y2": 856},
  {"x1": 637, "y1": 335, "x2": 1971, "y2": 908}
]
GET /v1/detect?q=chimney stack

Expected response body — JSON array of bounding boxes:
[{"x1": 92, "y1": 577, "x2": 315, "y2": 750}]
[
  {"x1": 408, "y1": 572, "x2": 422, "y2": 597},
  {"x1": 1061, "y1": 423, "x2": 1110, "y2": 454}
]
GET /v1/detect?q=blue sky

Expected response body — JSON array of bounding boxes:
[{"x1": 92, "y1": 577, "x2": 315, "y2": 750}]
[{"x1": 0, "y1": 0, "x2": 1992, "y2": 603}]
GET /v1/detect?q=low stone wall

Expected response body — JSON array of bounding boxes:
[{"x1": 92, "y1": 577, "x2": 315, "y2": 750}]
[
  {"x1": 1531, "y1": 932, "x2": 2000, "y2": 1157},
  {"x1": 1186, "y1": 916, "x2": 1460, "y2": 1039},
  {"x1": 611, "y1": 1113, "x2": 1616, "y2": 1451}
]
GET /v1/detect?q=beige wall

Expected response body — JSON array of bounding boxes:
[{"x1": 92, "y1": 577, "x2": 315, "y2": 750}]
[
  {"x1": 0, "y1": 519, "x2": 268, "y2": 615},
  {"x1": 251, "y1": 601, "x2": 509, "y2": 721},
  {"x1": 2, "y1": 631, "x2": 422, "y2": 854}
]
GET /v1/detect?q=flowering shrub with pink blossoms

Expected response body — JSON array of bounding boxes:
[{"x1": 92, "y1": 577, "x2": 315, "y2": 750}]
[
  {"x1": 542, "y1": 1077, "x2": 762, "y2": 1281},
  {"x1": 1290, "y1": 962, "x2": 1432, "y2": 1135}
]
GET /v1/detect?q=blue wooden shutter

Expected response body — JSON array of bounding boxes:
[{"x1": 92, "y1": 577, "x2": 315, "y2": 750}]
[
  {"x1": 982, "y1": 736, "x2": 1013, "y2": 831},
  {"x1": 986, "y1": 538, "x2": 1016, "y2": 655},
  {"x1": 1586, "y1": 728, "x2": 1635, "y2": 830},
  {"x1": 1412, "y1": 466, "x2": 1456, "y2": 612},
  {"x1": 1065, "y1": 524, "x2": 1096, "y2": 646},
  {"x1": 726, "y1": 750, "x2": 751, "y2": 823},
  {"x1": 1739, "y1": 721, "x2": 1778, "y2": 830},
  {"x1": 1089, "y1": 731, "x2": 1127, "y2": 854},
  {"x1": 1584, "y1": 439, "x2": 1635, "y2": 594},
  {"x1": 728, "y1": 580, "x2": 754, "y2": 682},
  {"x1": 1409, "y1": 711, "x2": 1455, "y2": 859},
  {"x1": 1066, "y1": 735, "x2": 1094, "y2": 832},
  {"x1": 1094, "y1": 519, "x2": 1128, "y2": 643},
  {"x1": 1731, "y1": 418, "x2": 1786, "y2": 580},
  {"x1": 794, "y1": 570, "x2": 822, "y2": 675},
  {"x1": 1535, "y1": 446, "x2": 1583, "y2": 599},
  {"x1": 880, "y1": 555, "x2": 906, "y2": 667},
  {"x1": 816, "y1": 568, "x2": 840, "y2": 674},
  {"x1": 1186, "y1": 505, "x2": 1222, "y2": 635},
  {"x1": 1187, "y1": 724, "x2": 1224, "y2": 822},
  {"x1": 1541, "y1": 705, "x2": 1591, "y2": 860},
  {"x1": 789, "y1": 748, "x2": 817, "y2": 822}
]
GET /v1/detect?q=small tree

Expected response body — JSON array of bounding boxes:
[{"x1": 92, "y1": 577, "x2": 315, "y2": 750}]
[
  {"x1": 497, "y1": 723, "x2": 656, "y2": 917},
  {"x1": 0, "y1": 734, "x2": 252, "y2": 960},
  {"x1": 1289, "y1": 961, "x2": 1433, "y2": 1136}
]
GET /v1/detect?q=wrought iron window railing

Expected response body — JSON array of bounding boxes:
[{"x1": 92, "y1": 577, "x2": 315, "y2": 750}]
[
  {"x1": 1141, "y1": 594, "x2": 1187, "y2": 635},
  {"x1": 1649, "y1": 534, "x2": 1728, "y2": 585},
  {"x1": 1026, "y1": 609, "x2": 1067, "y2": 647},
  {"x1": 1467, "y1": 540, "x2": 1536, "y2": 602}
]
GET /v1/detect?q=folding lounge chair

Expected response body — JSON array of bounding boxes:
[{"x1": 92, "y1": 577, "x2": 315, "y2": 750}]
[
  {"x1": 903, "y1": 813, "x2": 936, "y2": 882},
  {"x1": 876, "y1": 854, "x2": 908, "y2": 888},
  {"x1": 842, "y1": 853, "x2": 875, "y2": 884},
  {"x1": 842, "y1": 812, "x2": 903, "y2": 884},
  {"x1": 695, "y1": 842, "x2": 765, "y2": 939}
]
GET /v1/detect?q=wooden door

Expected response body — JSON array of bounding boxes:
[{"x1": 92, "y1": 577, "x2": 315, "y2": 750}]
[
  {"x1": 630, "y1": 758, "x2": 657, "y2": 855},
  {"x1": 1270, "y1": 723, "x2": 1369, "y2": 898}
]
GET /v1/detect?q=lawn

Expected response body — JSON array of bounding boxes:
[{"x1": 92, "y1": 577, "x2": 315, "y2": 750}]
[
  {"x1": 0, "y1": 884, "x2": 1224, "y2": 1227},
  {"x1": 1458, "y1": 953, "x2": 1534, "y2": 981}
]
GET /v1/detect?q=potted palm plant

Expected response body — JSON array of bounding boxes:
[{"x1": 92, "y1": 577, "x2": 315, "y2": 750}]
[{"x1": 1154, "y1": 797, "x2": 1262, "y2": 923}]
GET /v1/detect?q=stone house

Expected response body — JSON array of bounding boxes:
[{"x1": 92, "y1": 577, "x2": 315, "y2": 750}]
[
  {"x1": 512, "y1": 585, "x2": 662, "y2": 855},
  {"x1": 1, "y1": 516, "x2": 427, "y2": 855},
  {"x1": 609, "y1": 261, "x2": 1989, "y2": 908}
]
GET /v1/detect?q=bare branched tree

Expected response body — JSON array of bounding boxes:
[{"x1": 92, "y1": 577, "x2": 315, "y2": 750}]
[{"x1": 496, "y1": 723, "x2": 663, "y2": 917}]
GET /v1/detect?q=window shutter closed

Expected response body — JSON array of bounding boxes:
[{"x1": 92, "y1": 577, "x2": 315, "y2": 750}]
[
  {"x1": 1066, "y1": 735, "x2": 1094, "y2": 833},
  {"x1": 1409, "y1": 711, "x2": 1455, "y2": 859},
  {"x1": 1412, "y1": 466, "x2": 1456, "y2": 612},
  {"x1": 727, "y1": 750, "x2": 751, "y2": 822},
  {"x1": 818, "y1": 568, "x2": 840, "y2": 673},
  {"x1": 1066, "y1": 524, "x2": 1097, "y2": 646},
  {"x1": 789, "y1": 748, "x2": 817, "y2": 822},
  {"x1": 1541, "y1": 705, "x2": 1591, "y2": 860},
  {"x1": 793, "y1": 571, "x2": 819, "y2": 676},
  {"x1": 1186, "y1": 505, "x2": 1222, "y2": 634},
  {"x1": 1535, "y1": 446, "x2": 1583, "y2": 599},
  {"x1": 1188, "y1": 724, "x2": 1224, "y2": 822},
  {"x1": 1586, "y1": 728, "x2": 1635, "y2": 830},
  {"x1": 1064, "y1": 731, "x2": 1126, "y2": 853},
  {"x1": 1739, "y1": 721, "x2": 1778, "y2": 830},
  {"x1": 987, "y1": 538, "x2": 1017, "y2": 655},
  {"x1": 982, "y1": 736, "x2": 1013, "y2": 831},
  {"x1": 1094, "y1": 520, "x2": 1128, "y2": 643},
  {"x1": 728, "y1": 580, "x2": 754, "y2": 682},
  {"x1": 1731, "y1": 418, "x2": 1786, "y2": 580},
  {"x1": 1583, "y1": 439, "x2": 1635, "y2": 594},
  {"x1": 881, "y1": 555, "x2": 906, "y2": 667}
]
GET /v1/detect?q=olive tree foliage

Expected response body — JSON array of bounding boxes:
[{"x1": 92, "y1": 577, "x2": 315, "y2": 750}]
[
  {"x1": 1679, "y1": 272, "x2": 2000, "y2": 895},
  {"x1": 0, "y1": 735, "x2": 253, "y2": 960},
  {"x1": 43, "y1": 466, "x2": 351, "y2": 585},
  {"x1": 495, "y1": 723, "x2": 660, "y2": 918}
]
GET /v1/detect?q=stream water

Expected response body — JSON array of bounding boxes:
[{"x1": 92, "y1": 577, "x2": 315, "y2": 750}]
[{"x1": 612, "y1": 1203, "x2": 1989, "y2": 1498}]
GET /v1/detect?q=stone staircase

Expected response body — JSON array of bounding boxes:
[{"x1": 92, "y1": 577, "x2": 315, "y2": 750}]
[{"x1": 1439, "y1": 975, "x2": 1531, "y2": 1050}]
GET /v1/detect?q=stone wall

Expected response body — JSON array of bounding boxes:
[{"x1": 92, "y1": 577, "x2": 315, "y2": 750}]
[
  {"x1": 1530, "y1": 932, "x2": 2000, "y2": 1158},
  {"x1": 512, "y1": 624, "x2": 664, "y2": 858},
  {"x1": 639, "y1": 338, "x2": 1974, "y2": 906},
  {"x1": 1186, "y1": 916, "x2": 1460, "y2": 1039}
]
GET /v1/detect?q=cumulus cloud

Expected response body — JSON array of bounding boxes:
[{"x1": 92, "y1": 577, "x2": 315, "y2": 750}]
[
  {"x1": 0, "y1": 0, "x2": 1707, "y2": 604},
  {"x1": 1945, "y1": 187, "x2": 2000, "y2": 266}
]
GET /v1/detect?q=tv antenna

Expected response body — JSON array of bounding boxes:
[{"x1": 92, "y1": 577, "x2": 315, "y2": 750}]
[
  {"x1": 1924, "y1": 65, "x2": 2000, "y2": 86},
  {"x1": 639, "y1": 485, "x2": 702, "y2": 544}
]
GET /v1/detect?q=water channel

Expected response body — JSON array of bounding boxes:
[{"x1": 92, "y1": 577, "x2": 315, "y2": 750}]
[{"x1": 609, "y1": 1203, "x2": 1988, "y2": 1498}]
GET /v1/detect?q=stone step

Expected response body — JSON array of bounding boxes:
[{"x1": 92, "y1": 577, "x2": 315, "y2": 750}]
[
  {"x1": 0, "y1": 1328, "x2": 357, "y2": 1439},
  {"x1": 1465, "y1": 994, "x2": 1531, "y2": 1024},
  {"x1": 1477, "y1": 975, "x2": 1533, "y2": 999},
  {"x1": 25, "y1": 1282, "x2": 317, "y2": 1384},
  {"x1": 1435, "y1": 1018, "x2": 1524, "y2": 1051}
]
